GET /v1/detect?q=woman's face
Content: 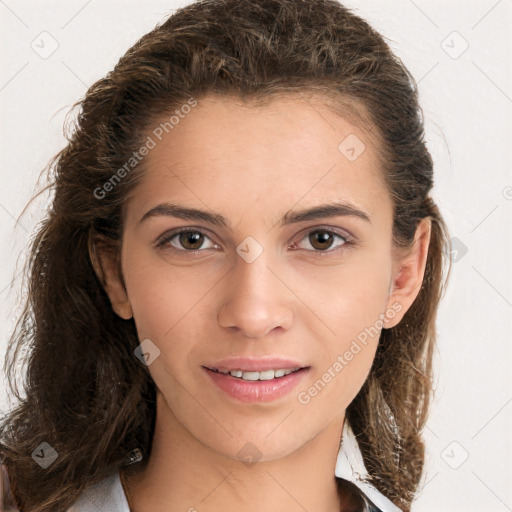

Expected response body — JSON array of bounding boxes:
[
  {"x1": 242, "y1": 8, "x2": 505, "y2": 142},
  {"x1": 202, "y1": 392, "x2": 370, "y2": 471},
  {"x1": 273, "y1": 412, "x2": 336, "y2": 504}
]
[{"x1": 103, "y1": 93, "x2": 424, "y2": 462}]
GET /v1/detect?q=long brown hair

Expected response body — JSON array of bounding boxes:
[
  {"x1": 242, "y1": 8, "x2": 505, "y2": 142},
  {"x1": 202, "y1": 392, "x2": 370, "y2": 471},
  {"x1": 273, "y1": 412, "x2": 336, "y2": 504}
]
[{"x1": 0, "y1": 1, "x2": 451, "y2": 510}]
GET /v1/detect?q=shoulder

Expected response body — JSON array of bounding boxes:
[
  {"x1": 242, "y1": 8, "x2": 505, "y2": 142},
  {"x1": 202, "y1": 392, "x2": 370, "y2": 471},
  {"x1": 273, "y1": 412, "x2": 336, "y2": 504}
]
[{"x1": 67, "y1": 470, "x2": 130, "y2": 512}]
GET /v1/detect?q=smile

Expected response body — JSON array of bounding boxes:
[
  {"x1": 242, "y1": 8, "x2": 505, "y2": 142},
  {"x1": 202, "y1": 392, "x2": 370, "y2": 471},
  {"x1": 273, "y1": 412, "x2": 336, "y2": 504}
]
[
  {"x1": 206, "y1": 367, "x2": 302, "y2": 381},
  {"x1": 202, "y1": 366, "x2": 310, "y2": 403}
]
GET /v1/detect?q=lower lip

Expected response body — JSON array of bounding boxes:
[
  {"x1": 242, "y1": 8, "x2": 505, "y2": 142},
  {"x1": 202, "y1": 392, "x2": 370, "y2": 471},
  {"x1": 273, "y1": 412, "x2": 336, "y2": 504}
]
[{"x1": 202, "y1": 367, "x2": 310, "y2": 403}]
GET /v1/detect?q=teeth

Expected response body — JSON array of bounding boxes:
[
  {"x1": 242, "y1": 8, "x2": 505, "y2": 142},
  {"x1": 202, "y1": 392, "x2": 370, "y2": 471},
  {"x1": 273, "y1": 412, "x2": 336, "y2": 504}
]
[{"x1": 214, "y1": 368, "x2": 301, "y2": 381}]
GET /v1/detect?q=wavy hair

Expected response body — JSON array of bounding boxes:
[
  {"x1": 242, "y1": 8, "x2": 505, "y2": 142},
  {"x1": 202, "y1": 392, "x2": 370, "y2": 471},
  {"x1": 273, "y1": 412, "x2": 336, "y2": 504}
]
[{"x1": 0, "y1": 0, "x2": 450, "y2": 510}]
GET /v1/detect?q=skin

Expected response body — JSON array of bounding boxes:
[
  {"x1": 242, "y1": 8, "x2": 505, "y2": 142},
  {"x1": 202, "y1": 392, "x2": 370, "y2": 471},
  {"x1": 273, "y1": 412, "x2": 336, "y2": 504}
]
[{"x1": 91, "y1": 93, "x2": 431, "y2": 512}]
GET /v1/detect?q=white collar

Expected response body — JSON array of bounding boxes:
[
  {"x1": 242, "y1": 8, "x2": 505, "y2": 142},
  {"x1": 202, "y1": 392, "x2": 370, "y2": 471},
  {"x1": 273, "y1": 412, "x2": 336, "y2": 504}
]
[
  {"x1": 335, "y1": 420, "x2": 403, "y2": 512},
  {"x1": 67, "y1": 471, "x2": 130, "y2": 511}
]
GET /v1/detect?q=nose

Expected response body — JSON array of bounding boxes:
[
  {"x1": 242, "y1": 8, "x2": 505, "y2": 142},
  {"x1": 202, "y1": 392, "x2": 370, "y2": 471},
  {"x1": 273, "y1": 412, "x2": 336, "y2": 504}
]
[{"x1": 217, "y1": 250, "x2": 294, "y2": 339}]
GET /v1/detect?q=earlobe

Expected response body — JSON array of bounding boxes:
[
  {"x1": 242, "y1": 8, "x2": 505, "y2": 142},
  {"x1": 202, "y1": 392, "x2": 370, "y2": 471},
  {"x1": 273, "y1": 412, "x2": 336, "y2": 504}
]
[
  {"x1": 88, "y1": 237, "x2": 133, "y2": 320},
  {"x1": 384, "y1": 218, "x2": 432, "y2": 329}
]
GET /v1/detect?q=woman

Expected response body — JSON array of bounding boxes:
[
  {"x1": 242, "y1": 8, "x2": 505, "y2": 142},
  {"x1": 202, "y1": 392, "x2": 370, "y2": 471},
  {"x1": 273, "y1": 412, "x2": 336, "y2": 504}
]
[{"x1": 0, "y1": 0, "x2": 451, "y2": 511}]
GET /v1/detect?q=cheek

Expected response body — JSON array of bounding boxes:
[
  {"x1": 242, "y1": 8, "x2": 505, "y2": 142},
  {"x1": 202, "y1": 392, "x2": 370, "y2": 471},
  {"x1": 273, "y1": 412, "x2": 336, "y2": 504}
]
[
  {"x1": 302, "y1": 253, "x2": 391, "y2": 401},
  {"x1": 300, "y1": 294, "x2": 383, "y2": 413},
  {"x1": 121, "y1": 243, "x2": 218, "y2": 355},
  {"x1": 297, "y1": 250, "x2": 392, "y2": 333}
]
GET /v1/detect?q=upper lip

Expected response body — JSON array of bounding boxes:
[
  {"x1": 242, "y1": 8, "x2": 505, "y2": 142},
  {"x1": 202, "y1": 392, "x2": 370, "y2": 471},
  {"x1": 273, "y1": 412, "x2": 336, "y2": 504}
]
[{"x1": 203, "y1": 356, "x2": 309, "y2": 373}]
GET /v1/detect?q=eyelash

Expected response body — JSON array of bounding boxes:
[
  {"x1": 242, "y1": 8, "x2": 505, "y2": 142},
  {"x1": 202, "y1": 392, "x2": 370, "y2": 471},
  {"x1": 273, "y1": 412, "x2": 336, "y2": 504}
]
[{"x1": 154, "y1": 226, "x2": 355, "y2": 256}]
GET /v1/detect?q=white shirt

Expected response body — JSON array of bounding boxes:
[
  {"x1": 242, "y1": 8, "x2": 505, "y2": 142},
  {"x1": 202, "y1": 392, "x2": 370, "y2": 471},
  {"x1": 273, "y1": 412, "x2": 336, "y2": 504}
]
[{"x1": 68, "y1": 422, "x2": 402, "y2": 512}]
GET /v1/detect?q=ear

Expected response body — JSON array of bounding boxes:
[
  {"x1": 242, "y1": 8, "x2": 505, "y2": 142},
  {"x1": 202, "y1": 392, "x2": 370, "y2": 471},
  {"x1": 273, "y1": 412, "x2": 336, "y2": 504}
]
[
  {"x1": 88, "y1": 235, "x2": 133, "y2": 320},
  {"x1": 383, "y1": 217, "x2": 431, "y2": 329}
]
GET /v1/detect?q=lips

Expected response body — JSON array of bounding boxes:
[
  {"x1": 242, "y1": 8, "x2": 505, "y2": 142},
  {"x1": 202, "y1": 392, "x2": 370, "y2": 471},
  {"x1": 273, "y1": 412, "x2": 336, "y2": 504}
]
[
  {"x1": 203, "y1": 356, "x2": 309, "y2": 373},
  {"x1": 203, "y1": 365, "x2": 310, "y2": 403}
]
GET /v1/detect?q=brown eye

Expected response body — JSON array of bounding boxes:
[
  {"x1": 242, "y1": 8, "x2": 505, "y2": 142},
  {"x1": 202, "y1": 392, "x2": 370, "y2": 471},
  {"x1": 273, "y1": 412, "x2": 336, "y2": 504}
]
[
  {"x1": 309, "y1": 230, "x2": 336, "y2": 250},
  {"x1": 156, "y1": 229, "x2": 218, "y2": 252},
  {"x1": 292, "y1": 228, "x2": 350, "y2": 253},
  {"x1": 178, "y1": 231, "x2": 205, "y2": 250}
]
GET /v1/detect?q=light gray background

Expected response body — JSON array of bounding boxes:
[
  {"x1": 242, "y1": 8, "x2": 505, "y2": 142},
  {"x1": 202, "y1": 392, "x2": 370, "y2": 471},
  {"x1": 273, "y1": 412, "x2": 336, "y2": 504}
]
[{"x1": 1, "y1": 1, "x2": 511, "y2": 510}]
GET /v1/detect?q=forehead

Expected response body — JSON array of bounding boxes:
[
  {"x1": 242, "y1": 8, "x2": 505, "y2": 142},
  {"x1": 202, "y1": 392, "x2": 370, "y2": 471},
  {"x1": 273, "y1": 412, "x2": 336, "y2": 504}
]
[{"x1": 125, "y1": 93, "x2": 390, "y2": 225}]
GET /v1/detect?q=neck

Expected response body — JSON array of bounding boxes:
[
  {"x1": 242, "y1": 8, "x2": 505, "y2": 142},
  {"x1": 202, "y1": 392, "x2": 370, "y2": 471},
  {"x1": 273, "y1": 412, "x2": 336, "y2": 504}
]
[{"x1": 121, "y1": 391, "x2": 344, "y2": 512}]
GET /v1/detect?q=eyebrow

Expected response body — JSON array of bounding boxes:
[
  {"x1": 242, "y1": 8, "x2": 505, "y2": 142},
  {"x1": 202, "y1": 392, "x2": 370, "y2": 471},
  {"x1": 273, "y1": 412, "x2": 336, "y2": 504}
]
[{"x1": 138, "y1": 200, "x2": 371, "y2": 228}]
